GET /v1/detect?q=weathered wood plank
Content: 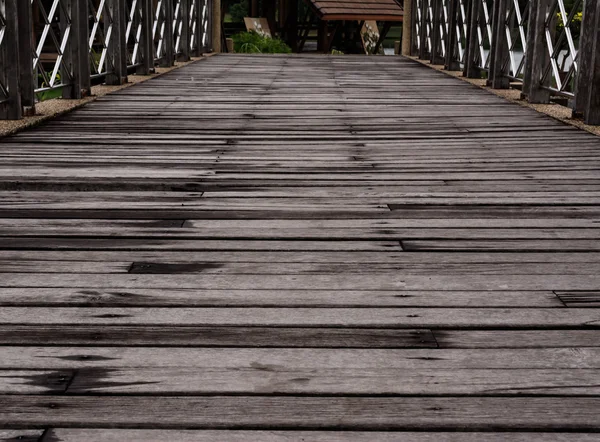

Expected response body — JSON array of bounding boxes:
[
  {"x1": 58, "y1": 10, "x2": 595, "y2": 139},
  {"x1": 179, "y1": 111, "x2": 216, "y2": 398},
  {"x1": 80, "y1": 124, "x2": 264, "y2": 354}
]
[
  {"x1": 0, "y1": 307, "x2": 596, "y2": 327},
  {"x1": 0, "y1": 430, "x2": 43, "y2": 442},
  {"x1": 2, "y1": 260, "x2": 598, "y2": 276},
  {"x1": 0, "y1": 288, "x2": 563, "y2": 307},
  {"x1": 60, "y1": 367, "x2": 600, "y2": 395},
  {"x1": 1, "y1": 274, "x2": 598, "y2": 291},
  {"x1": 0, "y1": 325, "x2": 437, "y2": 347},
  {"x1": 41, "y1": 429, "x2": 600, "y2": 442},
  {"x1": 554, "y1": 291, "x2": 600, "y2": 307},
  {"x1": 4, "y1": 347, "x2": 600, "y2": 369},
  {"x1": 434, "y1": 330, "x2": 600, "y2": 348},
  {"x1": 1, "y1": 396, "x2": 599, "y2": 430}
]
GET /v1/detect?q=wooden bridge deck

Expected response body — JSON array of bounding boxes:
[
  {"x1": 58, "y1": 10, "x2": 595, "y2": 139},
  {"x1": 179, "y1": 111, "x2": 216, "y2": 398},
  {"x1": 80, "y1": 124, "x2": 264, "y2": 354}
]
[{"x1": 1, "y1": 54, "x2": 600, "y2": 440}]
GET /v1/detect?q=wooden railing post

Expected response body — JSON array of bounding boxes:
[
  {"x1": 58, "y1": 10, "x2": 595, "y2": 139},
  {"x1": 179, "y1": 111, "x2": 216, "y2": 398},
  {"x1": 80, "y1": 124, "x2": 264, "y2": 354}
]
[
  {"x1": 463, "y1": 0, "x2": 481, "y2": 78},
  {"x1": 445, "y1": 0, "x2": 461, "y2": 70},
  {"x1": 487, "y1": 0, "x2": 509, "y2": 88},
  {"x1": 211, "y1": 0, "x2": 221, "y2": 52},
  {"x1": 192, "y1": 0, "x2": 204, "y2": 55},
  {"x1": 161, "y1": 0, "x2": 175, "y2": 66},
  {"x1": 204, "y1": 0, "x2": 213, "y2": 52},
  {"x1": 418, "y1": 0, "x2": 429, "y2": 58},
  {"x1": 138, "y1": 0, "x2": 156, "y2": 74},
  {"x1": 180, "y1": 0, "x2": 192, "y2": 61},
  {"x1": 522, "y1": 0, "x2": 550, "y2": 103},
  {"x1": 17, "y1": 0, "x2": 35, "y2": 114},
  {"x1": 402, "y1": 0, "x2": 413, "y2": 55},
  {"x1": 430, "y1": 0, "x2": 444, "y2": 64},
  {"x1": 0, "y1": 0, "x2": 21, "y2": 120},
  {"x1": 106, "y1": 0, "x2": 128, "y2": 85},
  {"x1": 573, "y1": 0, "x2": 600, "y2": 125},
  {"x1": 62, "y1": 0, "x2": 91, "y2": 99}
]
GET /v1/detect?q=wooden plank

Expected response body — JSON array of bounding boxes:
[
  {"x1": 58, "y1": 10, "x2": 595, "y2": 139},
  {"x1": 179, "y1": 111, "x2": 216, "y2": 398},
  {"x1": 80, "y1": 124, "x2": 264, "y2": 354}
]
[
  {"x1": 5, "y1": 226, "x2": 600, "y2": 240},
  {"x1": 41, "y1": 429, "x2": 600, "y2": 442},
  {"x1": 554, "y1": 292, "x2": 600, "y2": 307},
  {"x1": 59, "y1": 367, "x2": 600, "y2": 395},
  {"x1": 2, "y1": 260, "x2": 598, "y2": 276},
  {"x1": 0, "y1": 325, "x2": 437, "y2": 348},
  {"x1": 434, "y1": 330, "x2": 600, "y2": 348},
  {"x1": 401, "y1": 240, "x2": 600, "y2": 252},
  {"x1": 2, "y1": 250, "x2": 599, "y2": 264},
  {"x1": 1, "y1": 396, "x2": 599, "y2": 430},
  {"x1": 0, "y1": 239, "x2": 401, "y2": 252},
  {"x1": 0, "y1": 430, "x2": 43, "y2": 442},
  {"x1": 3, "y1": 217, "x2": 600, "y2": 229},
  {"x1": 1, "y1": 273, "x2": 599, "y2": 291},
  {"x1": 4, "y1": 347, "x2": 600, "y2": 369},
  {"x1": 0, "y1": 288, "x2": 563, "y2": 307},
  {"x1": 0, "y1": 307, "x2": 597, "y2": 327}
]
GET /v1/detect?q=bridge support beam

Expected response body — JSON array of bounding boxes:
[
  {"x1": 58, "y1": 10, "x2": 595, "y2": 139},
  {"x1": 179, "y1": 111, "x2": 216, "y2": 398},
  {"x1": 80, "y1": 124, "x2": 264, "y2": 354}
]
[
  {"x1": 106, "y1": 0, "x2": 129, "y2": 85},
  {"x1": 487, "y1": 0, "x2": 510, "y2": 89},
  {"x1": 179, "y1": 0, "x2": 192, "y2": 61},
  {"x1": 444, "y1": 0, "x2": 460, "y2": 71},
  {"x1": 62, "y1": 0, "x2": 91, "y2": 99},
  {"x1": 573, "y1": 0, "x2": 600, "y2": 125},
  {"x1": 522, "y1": 0, "x2": 550, "y2": 103},
  {"x1": 211, "y1": 0, "x2": 222, "y2": 52},
  {"x1": 430, "y1": 0, "x2": 444, "y2": 64},
  {"x1": 160, "y1": 0, "x2": 176, "y2": 66},
  {"x1": 401, "y1": 0, "x2": 412, "y2": 56},
  {"x1": 0, "y1": 0, "x2": 21, "y2": 120},
  {"x1": 17, "y1": 0, "x2": 35, "y2": 115},
  {"x1": 138, "y1": 0, "x2": 156, "y2": 74},
  {"x1": 464, "y1": 0, "x2": 481, "y2": 78}
]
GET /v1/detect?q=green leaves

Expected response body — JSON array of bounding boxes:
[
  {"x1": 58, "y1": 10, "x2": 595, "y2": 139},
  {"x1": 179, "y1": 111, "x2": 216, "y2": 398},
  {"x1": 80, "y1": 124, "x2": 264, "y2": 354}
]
[{"x1": 232, "y1": 31, "x2": 292, "y2": 54}]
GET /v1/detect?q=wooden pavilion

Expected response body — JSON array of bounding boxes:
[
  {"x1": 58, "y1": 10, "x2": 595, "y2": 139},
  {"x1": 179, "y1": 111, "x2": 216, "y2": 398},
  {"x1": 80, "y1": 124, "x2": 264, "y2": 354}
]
[{"x1": 245, "y1": 0, "x2": 404, "y2": 52}]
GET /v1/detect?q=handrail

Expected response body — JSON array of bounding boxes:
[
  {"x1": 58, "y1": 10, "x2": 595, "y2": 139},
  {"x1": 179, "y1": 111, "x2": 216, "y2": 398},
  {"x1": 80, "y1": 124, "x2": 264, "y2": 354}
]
[
  {"x1": 0, "y1": 0, "x2": 213, "y2": 120},
  {"x1": 410, "y1": 0, "x2": 599, "y2": 125}
]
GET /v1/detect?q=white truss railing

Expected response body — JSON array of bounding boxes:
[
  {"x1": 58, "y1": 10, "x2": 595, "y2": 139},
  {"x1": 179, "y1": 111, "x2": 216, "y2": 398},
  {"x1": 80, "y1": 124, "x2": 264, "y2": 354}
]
[
  {"x1": 411, "y1": 0, "x2": 599, "y2": 124},
  {"x1": 1, "y1": 0, "x2": 213, "y2": 119}
]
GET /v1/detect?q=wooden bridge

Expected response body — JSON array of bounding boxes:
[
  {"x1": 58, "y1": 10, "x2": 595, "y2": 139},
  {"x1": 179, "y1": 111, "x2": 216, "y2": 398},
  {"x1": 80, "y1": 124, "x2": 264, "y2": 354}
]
[{"x1": 0, "y1": 53, "x2": 599, "y2": 439}]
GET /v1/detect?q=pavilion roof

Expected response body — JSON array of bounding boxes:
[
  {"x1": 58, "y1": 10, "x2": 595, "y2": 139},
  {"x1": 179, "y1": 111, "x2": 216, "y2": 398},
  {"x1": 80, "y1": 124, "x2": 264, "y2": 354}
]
[{"x1": 306, "y1": 0, "x2": 404, "y2": 21}]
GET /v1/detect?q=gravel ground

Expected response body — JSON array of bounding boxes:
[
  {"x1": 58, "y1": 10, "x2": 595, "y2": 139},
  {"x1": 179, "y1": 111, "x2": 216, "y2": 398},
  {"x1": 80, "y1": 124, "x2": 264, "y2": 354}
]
[
  {"x1": 0, "y1": 57, "x2": 207, "y2": 138},
  {"x1": 410, "y1": 56, "x2": 600, "y2": 137}
]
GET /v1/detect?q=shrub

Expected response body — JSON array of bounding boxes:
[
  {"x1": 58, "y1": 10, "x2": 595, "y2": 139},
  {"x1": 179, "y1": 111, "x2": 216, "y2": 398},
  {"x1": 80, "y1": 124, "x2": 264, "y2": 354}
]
[
  {"x1": 229, "y1": 0, "x2": 249, "y2": 23},
  {"x1": 232, "y1": 31, "x2": 292, "y2": 54}
]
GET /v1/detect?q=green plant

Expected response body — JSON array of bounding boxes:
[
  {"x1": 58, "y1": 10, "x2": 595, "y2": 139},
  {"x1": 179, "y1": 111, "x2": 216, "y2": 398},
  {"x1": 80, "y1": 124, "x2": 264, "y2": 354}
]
[
  {"x1": 232, "y1": 31, "x2": 292, "y2": 54},
  {"x1": 36, "y1": 70, "x2": 63, "y2": 102},
  {"x1": 36, "y1": 88, "x2": 63, "y2": 102},
  {"x1": 229, "y1": 0, "x2": 249, "y2": 23},
  {"x1": 557, "y1": 11, "x2": 583, "y2": 36}
]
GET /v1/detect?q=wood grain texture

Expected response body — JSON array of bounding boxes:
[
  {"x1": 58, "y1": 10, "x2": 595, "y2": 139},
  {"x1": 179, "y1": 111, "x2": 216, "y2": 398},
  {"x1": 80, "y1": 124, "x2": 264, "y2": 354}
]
[
  {"x1": 1, "y1": 307, "x2": 599, "y2": 327},
  {"x1": 3, "y1": 347, "x2": 600, "y2": 369},
  {"x1": 1, "y1": 54, "x2": 600, "y2": 433},
  {"x1": 61, "y1": 367, "x2": 600, "y2": 395},
  {"x1": 0, "y1": 325, "x2": 437, "y2": 347},
  {"x1": 1, "y1": 396, "x2": 600, "y2": 430},
  {"x1": 0, "y1": 430, "x2": 43, "y2": 442},
  {"x1": 0, "y1": 288, "x2": 563, "y2": 307},
  {"x1": 42, "y1": 429, "x2": 600, "y2": 442}
]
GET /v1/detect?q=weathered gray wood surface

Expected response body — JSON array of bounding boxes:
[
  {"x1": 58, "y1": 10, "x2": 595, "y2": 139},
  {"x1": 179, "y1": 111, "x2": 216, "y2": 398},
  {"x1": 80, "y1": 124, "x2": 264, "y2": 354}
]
[
  {"x1": 1, "y1": 54, "x2": 599, "y2": 438},
  {"x1": 36, "y1": 430, "x2": 600, "y2": 442}
]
